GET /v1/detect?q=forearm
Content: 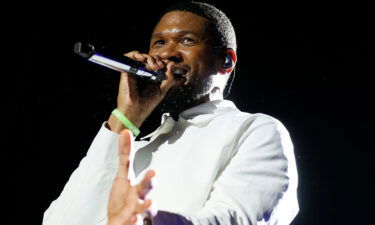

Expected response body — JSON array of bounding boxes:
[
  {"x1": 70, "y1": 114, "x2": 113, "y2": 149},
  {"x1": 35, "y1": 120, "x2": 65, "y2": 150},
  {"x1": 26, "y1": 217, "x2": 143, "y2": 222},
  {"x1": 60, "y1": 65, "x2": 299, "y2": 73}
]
[
  {"x1": 45, "y1": 160, "x2": 117, "y2": 225},
  {"x1": 43, "y1": 123, "x2": 120, "y2": 225}
]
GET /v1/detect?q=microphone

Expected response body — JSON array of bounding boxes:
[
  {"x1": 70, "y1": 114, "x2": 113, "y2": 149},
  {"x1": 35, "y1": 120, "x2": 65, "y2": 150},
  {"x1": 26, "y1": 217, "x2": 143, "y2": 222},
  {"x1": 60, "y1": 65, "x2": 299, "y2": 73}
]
[{"x1": 73, "y1": 42, "x2": 165, "y2": 83}]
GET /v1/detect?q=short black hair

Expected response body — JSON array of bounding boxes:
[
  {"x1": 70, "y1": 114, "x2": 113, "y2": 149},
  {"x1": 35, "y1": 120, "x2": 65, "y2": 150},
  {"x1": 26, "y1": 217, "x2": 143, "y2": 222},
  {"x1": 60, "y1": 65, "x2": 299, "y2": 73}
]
[{"x1": 160, "y1": 1, "x2": 237, "y2": 53}]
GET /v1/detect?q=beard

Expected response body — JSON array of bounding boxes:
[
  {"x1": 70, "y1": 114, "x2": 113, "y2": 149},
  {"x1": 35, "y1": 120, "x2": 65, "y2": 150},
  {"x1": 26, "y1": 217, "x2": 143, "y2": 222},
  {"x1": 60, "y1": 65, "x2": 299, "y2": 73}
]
[{"x1": 158, "y1": 75, "x2": 214, "y2": 115}]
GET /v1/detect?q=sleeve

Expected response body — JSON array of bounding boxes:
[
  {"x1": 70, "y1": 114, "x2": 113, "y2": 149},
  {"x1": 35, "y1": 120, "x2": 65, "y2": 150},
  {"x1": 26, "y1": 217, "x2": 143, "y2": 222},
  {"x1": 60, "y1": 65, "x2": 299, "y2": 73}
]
[
  {"x1": 42, "y1": 122, "x2": 120, "y2": 225},
  {"x1": 152, "y1": 117, "x2": 299, "y2": 225}
]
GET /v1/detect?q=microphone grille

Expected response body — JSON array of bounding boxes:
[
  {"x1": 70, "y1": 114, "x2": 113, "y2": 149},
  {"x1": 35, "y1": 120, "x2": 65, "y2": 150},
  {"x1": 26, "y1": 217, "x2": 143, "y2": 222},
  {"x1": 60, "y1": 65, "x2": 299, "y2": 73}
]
[{"x1": 73, "y1": 42, "x2": 95, "y2": 58}]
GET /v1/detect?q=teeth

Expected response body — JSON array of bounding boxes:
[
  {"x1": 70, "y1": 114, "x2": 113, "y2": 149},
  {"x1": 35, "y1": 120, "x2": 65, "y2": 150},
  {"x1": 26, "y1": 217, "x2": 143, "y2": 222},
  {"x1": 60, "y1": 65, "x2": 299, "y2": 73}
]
[
  {"x1": 173, "y1": 68, "x2": 187, "y2": 76},
  {"x1": 173, "y1": 69, "x2": 185, "y2": 75}
]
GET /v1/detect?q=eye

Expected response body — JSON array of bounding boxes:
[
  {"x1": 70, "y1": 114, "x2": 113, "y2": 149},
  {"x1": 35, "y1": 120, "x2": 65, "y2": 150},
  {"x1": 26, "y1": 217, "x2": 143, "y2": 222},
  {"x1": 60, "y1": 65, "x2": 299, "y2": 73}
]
[
  {"x1": 180, "y1": 37, "x2": 195, "y2": 46},
  {"x1": 153, "y1": 40, "x2": 165, "y2": 47}
]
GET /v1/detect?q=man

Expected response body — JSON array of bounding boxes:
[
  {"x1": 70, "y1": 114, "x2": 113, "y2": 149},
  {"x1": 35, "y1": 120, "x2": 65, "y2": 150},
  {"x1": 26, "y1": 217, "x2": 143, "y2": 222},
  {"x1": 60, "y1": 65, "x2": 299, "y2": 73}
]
[{"x1": 43, "y1": 2, "x2": 299, "y2": 225}]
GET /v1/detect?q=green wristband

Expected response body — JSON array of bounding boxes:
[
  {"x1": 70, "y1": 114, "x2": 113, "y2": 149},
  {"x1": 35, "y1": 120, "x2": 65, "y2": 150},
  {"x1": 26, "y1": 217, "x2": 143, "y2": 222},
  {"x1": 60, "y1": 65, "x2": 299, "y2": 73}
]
[{"x1": 111, "y1": 109, "x2": 140, "y2": 137}]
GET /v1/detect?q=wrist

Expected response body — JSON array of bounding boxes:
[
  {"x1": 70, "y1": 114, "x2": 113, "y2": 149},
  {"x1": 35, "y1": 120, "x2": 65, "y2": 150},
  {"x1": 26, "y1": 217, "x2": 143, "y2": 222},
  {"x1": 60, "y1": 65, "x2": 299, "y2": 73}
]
[
  {"x1": 117, "y1": 107, "x2": 146, "y2": 128},
  {"x1": 108, "y1": 108, "x2": 145, "y2": 134}
]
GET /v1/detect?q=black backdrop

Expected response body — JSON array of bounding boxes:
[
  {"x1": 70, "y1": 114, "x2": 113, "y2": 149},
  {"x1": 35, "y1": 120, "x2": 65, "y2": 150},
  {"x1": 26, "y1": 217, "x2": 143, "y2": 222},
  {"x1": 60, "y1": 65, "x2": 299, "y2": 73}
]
[{"x1": 7, "y1": 1, "x2": 374, "y2": 224}]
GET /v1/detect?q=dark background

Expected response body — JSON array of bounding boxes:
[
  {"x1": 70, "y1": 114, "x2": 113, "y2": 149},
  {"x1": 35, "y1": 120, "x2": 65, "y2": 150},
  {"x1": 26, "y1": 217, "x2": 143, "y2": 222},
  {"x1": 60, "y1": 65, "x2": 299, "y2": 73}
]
[{"x1": 7, "y1": 1, "x2": 374, "y2": 224}]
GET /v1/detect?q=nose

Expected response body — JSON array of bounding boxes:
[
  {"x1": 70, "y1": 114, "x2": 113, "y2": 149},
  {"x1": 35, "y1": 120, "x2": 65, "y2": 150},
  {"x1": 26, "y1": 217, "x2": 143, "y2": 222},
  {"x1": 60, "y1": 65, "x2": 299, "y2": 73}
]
[
  {"x1": 167, "y1": 55, "x2": 183, "y2": 63},
  {"x1": 158, "y1": 44, "x2": 183, "y2": 63}
]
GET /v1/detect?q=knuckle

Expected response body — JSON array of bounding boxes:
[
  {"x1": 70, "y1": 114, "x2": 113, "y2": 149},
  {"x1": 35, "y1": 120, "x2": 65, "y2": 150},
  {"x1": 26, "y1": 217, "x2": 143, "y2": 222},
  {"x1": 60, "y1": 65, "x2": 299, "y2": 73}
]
[{"x1": 146, "y1": 56, "x2": 155, "y2": 62}]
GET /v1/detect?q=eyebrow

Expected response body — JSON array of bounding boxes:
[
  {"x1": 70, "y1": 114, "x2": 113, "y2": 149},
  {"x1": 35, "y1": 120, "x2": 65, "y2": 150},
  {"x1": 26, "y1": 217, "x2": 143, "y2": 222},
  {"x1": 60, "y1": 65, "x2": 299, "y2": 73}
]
[{"x1": 151, "y1": 30, "x2": 202, "y2": 39}]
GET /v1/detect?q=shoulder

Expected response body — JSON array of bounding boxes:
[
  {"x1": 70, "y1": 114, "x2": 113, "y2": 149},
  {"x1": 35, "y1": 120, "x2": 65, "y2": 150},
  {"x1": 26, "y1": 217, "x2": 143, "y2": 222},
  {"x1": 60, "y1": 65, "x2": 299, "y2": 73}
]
[
  {"x1": 225, "y1": 109, "x2": 293, "y2": 156},
  {"x1": 248, "y1": 113, "x2": 290, "y2": 137},
  {"x1": 213, "y1": 101, "x2": 292, "y2": 145},
  {"x1": 217, "y1": 100, "x2": 286, "y2": 127},
  {"x1": 224, "y1": 106, "x2": 290, "y2": 138}
]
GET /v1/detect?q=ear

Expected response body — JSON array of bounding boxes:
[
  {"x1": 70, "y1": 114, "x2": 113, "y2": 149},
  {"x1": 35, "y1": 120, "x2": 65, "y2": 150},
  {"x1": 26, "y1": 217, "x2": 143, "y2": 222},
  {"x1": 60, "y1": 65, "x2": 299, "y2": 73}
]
[{"x1": 218, "y1": 48, "x2": 237, "y2": 75}]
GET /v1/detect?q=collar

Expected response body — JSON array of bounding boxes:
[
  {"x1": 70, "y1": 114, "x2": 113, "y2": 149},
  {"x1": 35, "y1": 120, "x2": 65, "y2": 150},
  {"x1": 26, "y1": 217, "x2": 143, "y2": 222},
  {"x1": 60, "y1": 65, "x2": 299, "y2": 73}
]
[{"x1": 141, "y1": 100, "x2": 238, "y2": 141}]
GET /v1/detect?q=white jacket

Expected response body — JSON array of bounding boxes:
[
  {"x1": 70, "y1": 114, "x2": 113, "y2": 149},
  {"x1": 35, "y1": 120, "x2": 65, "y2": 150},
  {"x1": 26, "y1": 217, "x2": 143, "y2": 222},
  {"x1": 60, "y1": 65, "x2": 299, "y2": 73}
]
[{"x1": 43, "y1": 100, "x2": 299, "y2": 225}]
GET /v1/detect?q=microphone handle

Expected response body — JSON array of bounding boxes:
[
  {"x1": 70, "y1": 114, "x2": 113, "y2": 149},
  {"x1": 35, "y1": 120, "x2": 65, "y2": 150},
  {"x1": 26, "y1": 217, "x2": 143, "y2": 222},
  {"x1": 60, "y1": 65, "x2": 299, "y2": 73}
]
[{"x1": 74, "y1": 42, "x2": 165, "y2": 83}]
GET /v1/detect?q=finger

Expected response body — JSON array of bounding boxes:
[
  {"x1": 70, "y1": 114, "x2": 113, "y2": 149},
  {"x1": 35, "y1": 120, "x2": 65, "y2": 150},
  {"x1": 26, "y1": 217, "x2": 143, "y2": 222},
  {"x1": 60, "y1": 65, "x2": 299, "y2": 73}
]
[
  {"x1": 141, "y1": 54, "x2": 166, "y2": 71},
  {"x1": 125, "y1": 51, "x2": 163, "y2": 71},
  {"x1": 136, "y1": 199, "x2": 152, "y2": 215},
  {"x1": 140, "y1": 54, "x2": 159, "y2": 71},
  {"x1": 139, "y1": 199, "x2": 158, "y2": 219},
  {"x1": 117, "y1": 129, "x2": 133, "y2": 179},
  {"x1": 152, "y1": 55, "x2": 166, "y2": 70},
  {"x1": 130, "y1": 215, "x2": 138, "y2": 224},
  {"x1": 160, "y1": 62, "x2": 186, "y2": 95},
  {"x1": 124, "y1": 51, "x2": 147, "y2": 62},
  {"x1": 145, "y1": 54, "x2": 167, "y2": 70},
  {"x1": 136, "y1": 170, "x2": 155, "y2": 199},
  {"x1": 161, "y1": 58, "x2": 171, "y2": 65}
]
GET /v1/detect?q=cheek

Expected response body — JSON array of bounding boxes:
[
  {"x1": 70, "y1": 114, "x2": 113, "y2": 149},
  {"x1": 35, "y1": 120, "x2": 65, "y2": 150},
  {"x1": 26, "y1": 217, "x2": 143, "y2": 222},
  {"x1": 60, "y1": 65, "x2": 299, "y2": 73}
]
[
  {"x1": 181, "y1": 50, "x2": 200, "y2": 71},
  {"x1": 183, "y1": 49, "x2": 208, "y2": 68},
  {"x1": 180, "y1": 49, "x2": 191, "y2": 56},
  {"x1": 148, "y1": 49, "x2": 158, "y2": 55}
]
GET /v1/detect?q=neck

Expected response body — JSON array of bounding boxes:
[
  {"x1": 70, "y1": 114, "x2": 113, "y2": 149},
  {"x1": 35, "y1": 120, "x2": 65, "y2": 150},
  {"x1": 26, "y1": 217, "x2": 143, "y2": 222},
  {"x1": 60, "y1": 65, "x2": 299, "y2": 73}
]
[
  {"x1": 209, "y1": 87, "x2": 224, "y2": 101},
  {"x1": 167, "y1": 95, "x2": 209, "y2": 120},
  {"x1": 167, "y1": 87, "x2": 223, "y2": 120}
]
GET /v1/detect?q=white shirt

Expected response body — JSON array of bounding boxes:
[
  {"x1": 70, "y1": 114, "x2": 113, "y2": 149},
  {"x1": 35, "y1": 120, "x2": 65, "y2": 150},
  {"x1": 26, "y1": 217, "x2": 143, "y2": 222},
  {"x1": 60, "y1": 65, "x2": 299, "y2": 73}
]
[{"x1": 43, "y1": 100, "x2": 299, "y2": 225}]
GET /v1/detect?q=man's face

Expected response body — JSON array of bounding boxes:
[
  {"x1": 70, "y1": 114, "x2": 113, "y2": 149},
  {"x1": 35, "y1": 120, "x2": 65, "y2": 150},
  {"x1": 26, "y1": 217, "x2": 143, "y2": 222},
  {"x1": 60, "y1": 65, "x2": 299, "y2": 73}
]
[{"x1": 149, "y1": 11, "x2": 221, "y2": 109}]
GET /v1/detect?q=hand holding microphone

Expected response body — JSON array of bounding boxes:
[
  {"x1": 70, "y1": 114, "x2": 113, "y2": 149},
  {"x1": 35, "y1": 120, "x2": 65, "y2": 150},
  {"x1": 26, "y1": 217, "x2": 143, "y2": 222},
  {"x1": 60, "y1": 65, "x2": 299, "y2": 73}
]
[{"x1": 74, "y1": 42, "x2": 185, "y2": 133}]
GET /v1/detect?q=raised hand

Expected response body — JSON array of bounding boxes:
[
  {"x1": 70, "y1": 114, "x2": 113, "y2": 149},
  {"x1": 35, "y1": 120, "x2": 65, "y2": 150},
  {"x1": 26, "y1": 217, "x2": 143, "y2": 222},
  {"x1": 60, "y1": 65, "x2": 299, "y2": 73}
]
[{"x1": 107, "y1": 129, "x2": 155, "y2": 225}]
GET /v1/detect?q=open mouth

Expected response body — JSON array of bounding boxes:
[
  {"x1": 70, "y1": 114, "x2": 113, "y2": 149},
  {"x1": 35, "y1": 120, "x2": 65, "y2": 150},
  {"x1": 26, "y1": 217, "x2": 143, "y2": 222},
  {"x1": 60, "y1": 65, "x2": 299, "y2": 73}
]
[{"x1": 173, "y1": 67, "x2": 189, "y2": 78}]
